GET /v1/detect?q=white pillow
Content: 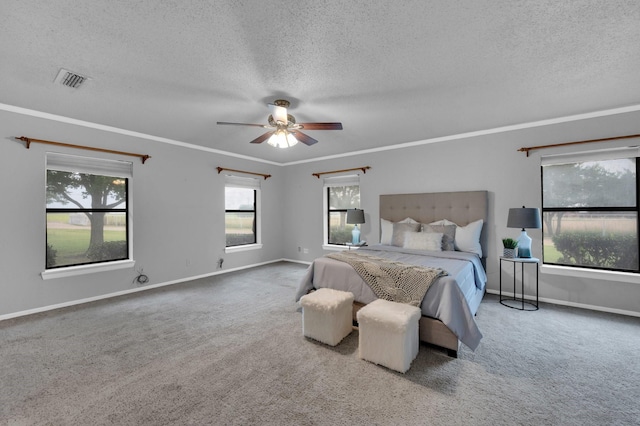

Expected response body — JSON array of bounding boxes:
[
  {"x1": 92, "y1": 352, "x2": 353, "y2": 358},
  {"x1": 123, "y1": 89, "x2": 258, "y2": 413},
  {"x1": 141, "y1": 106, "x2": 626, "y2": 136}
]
[
  {"x1": 454, "y1": 219, "x2": 483, "y2": 256},
  {"x1": 380, "y1": 218, "x2": 393, "y2": 244},
  {"x1": 403, "y1": 232, "x2": 443, "y2": 251},
  {"x1": 399, "y1": 217, "x2": 419, "y2": 224},
  {"x1": 429, "y1": 219, "x2": 457, "y2": 226}
]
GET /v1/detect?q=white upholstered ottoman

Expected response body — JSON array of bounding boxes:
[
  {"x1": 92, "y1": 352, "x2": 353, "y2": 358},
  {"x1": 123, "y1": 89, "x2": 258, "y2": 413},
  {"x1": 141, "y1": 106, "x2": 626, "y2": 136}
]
[
  {"x1": 356, "y1": 299, "x2": 422, "y2": 373},
  {"x1": 300, "y1": 288, "x2": 354, "y2": 346}
]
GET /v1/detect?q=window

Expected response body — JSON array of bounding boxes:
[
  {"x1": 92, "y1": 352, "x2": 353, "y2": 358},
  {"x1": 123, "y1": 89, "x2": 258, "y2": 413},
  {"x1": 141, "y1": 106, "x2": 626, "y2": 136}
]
[
  {"x1": 225, "y1": 175, "x2": 260, "y2": 248},
  {"x1": 324, "y1": 175, "x2": 360, "y2": 245},
  {"x1": 541, "y1": 148, "x2": 639, "y2": 272},
  {"x1": 46, "y1": 153, "x2": 131, "y2": 269}
]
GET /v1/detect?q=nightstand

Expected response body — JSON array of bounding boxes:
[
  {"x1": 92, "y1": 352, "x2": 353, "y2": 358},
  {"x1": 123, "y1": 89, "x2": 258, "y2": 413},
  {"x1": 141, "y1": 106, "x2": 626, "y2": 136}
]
[
  {"x1": 499, "y1": 257, "x2": 539, "y2": 311},
  {"x1": 345, "y1": 242, "x2": 367, "y2": 250}
]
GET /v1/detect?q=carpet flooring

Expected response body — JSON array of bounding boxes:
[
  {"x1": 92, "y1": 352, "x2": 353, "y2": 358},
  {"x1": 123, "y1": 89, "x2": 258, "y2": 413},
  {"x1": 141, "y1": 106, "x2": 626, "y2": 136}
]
[{"x1": 1, "y1": 262, "x2": 639, "y2": 425}]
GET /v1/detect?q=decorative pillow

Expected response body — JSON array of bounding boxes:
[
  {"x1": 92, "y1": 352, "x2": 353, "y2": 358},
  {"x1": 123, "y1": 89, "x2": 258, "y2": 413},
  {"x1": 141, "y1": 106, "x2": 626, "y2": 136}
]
[
  {"x1": 381, "y1": 218, "x2": 418, "y2": 244},
  {"x1": 380, "y1": 218, "x2": 394, "y2": 245},
  {"x1": 454, "y1": 219, "x2": 484, "y2": 256},
  {"x1": 422, "y1": 224, "x2": 456, "y2": 251},
  {"x1": 403, "y1": 232, "x2": 443, "y2": 251},
  {"x1": 391, "y1": 222, "x2": 421, "y2": 247}
]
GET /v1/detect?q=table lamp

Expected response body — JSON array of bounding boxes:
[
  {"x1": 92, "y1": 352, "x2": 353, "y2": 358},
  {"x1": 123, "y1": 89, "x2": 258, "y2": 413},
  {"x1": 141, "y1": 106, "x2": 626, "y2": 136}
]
[
  {"x1": 346, "y1": 209, "x2": 365, "y2": 244},
  {"x1": 507, "y1": 206, "x2": 541, "y2": 258}
]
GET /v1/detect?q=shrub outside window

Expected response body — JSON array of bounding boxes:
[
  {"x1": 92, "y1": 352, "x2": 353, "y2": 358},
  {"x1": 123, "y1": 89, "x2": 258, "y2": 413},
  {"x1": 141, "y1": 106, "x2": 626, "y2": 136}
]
[
  {"x1": 46, "y1": 153, "x2": 131, "y2": 269},
  {"x1": 541, "y1": 150, "x2": 639, "y2": 272}
]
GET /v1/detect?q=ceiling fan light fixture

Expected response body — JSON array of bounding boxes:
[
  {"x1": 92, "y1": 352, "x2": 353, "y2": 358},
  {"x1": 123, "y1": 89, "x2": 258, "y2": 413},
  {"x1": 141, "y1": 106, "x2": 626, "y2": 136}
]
[
  {"x1": 217, "y1": 98, "x2": 341, "y2": 147},
  {"x1": 267, "y1": 129, "x2": 298, "y2": 148}
]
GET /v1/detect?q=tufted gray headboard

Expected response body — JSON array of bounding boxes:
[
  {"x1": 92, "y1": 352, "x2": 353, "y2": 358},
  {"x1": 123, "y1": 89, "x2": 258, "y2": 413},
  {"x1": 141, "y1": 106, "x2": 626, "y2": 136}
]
[{"x1": 379, "y1": 191, "x2": 489, "y2": 263}]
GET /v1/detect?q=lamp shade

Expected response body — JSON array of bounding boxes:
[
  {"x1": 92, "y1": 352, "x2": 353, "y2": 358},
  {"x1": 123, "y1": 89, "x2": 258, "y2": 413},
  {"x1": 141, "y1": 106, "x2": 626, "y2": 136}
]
[
  {"x1": 507, "y1": 206, "x2": 541, "y2": 230},
  {"x1": 346, "y1": 209, "x2": 365, "y2": 225}
]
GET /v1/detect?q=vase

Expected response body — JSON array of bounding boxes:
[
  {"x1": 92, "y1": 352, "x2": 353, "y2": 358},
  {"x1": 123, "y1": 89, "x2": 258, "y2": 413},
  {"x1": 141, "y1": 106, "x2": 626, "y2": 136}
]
[{"x1": 503, "y1": 248, "x2": 516, "y2": 258}]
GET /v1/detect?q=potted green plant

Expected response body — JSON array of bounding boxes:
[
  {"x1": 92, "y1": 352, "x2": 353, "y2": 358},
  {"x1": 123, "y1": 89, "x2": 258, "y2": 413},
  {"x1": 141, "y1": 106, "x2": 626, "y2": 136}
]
[{"x1": 502, "y1": 238, "x2": 518, "y2": 258}]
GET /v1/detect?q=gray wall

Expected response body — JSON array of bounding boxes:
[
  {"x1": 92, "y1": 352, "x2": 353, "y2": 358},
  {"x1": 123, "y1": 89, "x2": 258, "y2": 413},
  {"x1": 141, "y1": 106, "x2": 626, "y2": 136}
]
[
  {"x1": 282, "y1": 110, "x2": 640, "y2": 316},
  {"x1": 0, "y1": 109, "x2": 283, "y2": 316},
  {"x1": 2, "y1": 107, "x2": 640, "y2": 317}
]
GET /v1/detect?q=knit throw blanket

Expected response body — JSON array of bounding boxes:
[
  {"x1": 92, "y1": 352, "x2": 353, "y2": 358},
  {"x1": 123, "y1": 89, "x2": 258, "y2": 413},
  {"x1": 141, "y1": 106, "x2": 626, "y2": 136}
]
[{"x1": 326, "y1": 251, "x2": 447, "y2": 306}]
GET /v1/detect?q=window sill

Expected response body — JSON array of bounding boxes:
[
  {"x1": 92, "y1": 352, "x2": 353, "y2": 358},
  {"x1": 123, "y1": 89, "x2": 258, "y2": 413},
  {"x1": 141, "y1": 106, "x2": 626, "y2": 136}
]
[
  {"x1": 225, "y1": 243, "x2": 263, "y2": 254},
  {"x1": 541, "y1": 264, "x2": 640, "y2": 284},
  {"x1": 322, "y1": 244, "x2": 349, "y2": 251},
  {"x1": 41, "y1": 260, "x2": 136, "y2": 280}
]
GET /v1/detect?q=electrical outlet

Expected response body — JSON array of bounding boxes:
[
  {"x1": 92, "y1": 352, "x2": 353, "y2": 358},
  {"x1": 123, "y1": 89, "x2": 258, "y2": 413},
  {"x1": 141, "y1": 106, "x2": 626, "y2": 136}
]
[
  {"x1": 218, "y1": 258, "x2": 224, "y2": 268},
  {"x1": 298, "y1": 246, "x2": 301, "y2": 252}
]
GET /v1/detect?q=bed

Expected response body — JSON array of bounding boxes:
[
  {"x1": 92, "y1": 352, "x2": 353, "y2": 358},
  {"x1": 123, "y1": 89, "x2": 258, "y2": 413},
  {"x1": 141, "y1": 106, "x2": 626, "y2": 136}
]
[{"x1": 295, "y1": 190, "x2": 489, "y2": 357}]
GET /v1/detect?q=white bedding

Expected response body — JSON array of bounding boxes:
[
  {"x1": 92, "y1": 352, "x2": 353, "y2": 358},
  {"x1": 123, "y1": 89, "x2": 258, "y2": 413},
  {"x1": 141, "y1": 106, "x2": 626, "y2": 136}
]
[{"x1": 295, "y1": 244, "x2": 487, "y2": 350}]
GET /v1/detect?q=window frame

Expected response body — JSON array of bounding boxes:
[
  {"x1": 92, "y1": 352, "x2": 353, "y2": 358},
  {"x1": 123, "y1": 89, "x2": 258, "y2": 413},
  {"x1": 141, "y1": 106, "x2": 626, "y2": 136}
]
[
  {"x1": 224, "y1": 175, "x2": 262, "y2": 253},
  {"x1": 322, "y1": 175, "x2": 360, "y2": 248},
  {"x1": 541, "y1": 147, "x2": 640, "y2": 274},
  {"x1": 42, "y1": 152, "x2": 134, "y2": 280}
]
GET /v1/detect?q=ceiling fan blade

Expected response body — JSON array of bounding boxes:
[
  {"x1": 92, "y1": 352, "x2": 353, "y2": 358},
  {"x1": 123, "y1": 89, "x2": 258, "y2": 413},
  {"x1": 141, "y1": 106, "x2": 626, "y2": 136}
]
[
  {"x1": 250, "y1": 131, "x2": 274, "y2": 144},
  {"x1": 217, "y1": 121, "x2": 267, "y2": 128},
  {"x1": 291, "y1": 130, "x2": 318, "y2": 146},
  {"x1": 268, "y1": 104, "x2": 288, "y2": 125},
  {"x1": 298, "y1": 122, "x2": 343, "y2": 130}
]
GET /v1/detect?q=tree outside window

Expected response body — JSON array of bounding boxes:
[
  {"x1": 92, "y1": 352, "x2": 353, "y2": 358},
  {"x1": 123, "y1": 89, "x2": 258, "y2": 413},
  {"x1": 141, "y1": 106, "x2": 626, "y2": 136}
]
[{"x1": 46, "y1": 170, "x2": 128, "y2": 268}]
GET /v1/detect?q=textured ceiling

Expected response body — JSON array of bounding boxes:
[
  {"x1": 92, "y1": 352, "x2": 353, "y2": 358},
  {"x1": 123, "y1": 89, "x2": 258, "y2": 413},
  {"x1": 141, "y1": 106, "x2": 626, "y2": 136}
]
[{"x1": 2, "y1": 0, "x2": 640, "y2": 164}]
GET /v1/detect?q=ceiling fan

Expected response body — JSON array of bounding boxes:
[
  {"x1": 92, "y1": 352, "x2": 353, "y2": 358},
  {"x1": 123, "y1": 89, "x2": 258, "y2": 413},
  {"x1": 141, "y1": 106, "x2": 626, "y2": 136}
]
[{"x1": 217, "y1": 99, "x2": 343, "y2": 148}]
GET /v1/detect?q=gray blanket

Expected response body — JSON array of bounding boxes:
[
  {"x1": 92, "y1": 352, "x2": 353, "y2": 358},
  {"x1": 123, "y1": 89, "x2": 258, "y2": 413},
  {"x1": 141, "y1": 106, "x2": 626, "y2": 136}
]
[{"x1": 326, "y1": 251, "x2": 447, "y2": 306}]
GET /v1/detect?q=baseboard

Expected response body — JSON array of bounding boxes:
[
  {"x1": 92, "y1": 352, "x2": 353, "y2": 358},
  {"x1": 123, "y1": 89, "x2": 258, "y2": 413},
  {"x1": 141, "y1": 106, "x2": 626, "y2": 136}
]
[
  {"x1": 485, "y1": 289, "x2": 640, "y2": 318},
  {"x1": 0, "y1": 258, "x2": 302, "y2": 322},
  {"x1": 5, "y1": 261, "x2": 638, "y2": 322}
]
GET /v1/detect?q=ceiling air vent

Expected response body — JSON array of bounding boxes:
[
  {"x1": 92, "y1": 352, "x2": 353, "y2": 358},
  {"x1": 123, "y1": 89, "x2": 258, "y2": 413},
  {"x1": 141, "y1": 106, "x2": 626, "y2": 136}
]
[{"x1": 54, "y1": 68, "x2": 90, "y2": 89}]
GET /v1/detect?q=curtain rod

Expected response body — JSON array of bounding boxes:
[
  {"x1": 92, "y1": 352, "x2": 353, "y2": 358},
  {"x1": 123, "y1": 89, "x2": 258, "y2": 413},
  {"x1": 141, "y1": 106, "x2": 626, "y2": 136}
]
[
  {"x1": 15, "y1": 136, "x2": 151, "y2": 164},
  {"x1": 216, "y1": 167, "x2": 271, "y2": 180},
  {"x1": 312, "y1": 166, "x2": 371, "y2": 179},
  {"x1": 518, "y1": 134, "x2": 640, "y2": 157}
]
